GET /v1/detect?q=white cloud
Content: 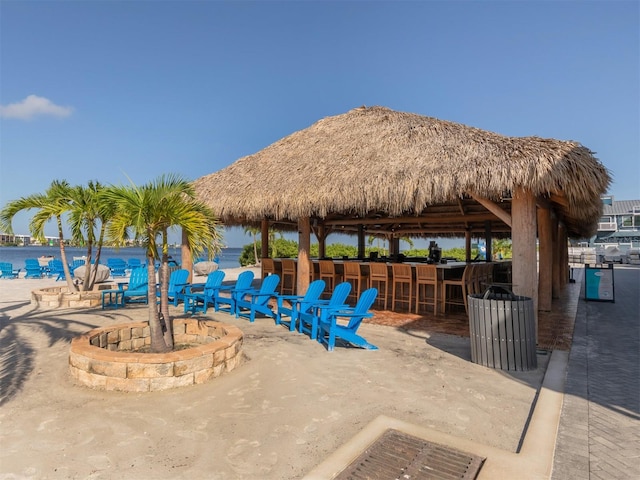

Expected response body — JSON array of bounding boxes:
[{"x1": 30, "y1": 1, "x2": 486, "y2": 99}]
[{"x1": 0, "y1": 94, "x2": 74, "y2": 120}]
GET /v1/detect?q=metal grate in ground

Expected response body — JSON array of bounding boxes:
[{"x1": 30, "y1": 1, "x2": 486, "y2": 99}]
[{"x1": 334, "y1": 429, "x2": 485, "y2": 480}]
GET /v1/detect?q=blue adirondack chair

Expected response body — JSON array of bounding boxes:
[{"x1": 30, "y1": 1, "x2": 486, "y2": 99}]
[
  {"x1": 276, "y1": 279, "x2": 326, "y2": 332},
  {"x1": 47, "y1": 259, "x2": 68, "y2": 281},
  {"x1": 120, "y1": 267, "x2": 149, "y2": 304},
  {"x1": 157, "y1": 269, "x2": 190, "y2": 306},
  {"x1": 24, "y1": 259, "x2": 43, "y2": 278},
  {"x1": 214, "y1": 270, "x2": 255, "y2": 315},
  {"x1": 127, "y1": 258, "x2": 142, "y2": 271},
  {"x1": 316, "y1": 287, "x2": 379, "y2": 352},
  {"x1": 298, "y1": 281, "x2": 351, "y2": 340},
  {"x1": 107, "y1": 258, "x2": 127, "y2": 277},
  {"x1": 72, "y1": 258, "x2": 86, "y2": 269},
  {"x1": 0, "y1": 262, "x2": 20, "y2": 279},
  {"x1": 235, "y1": 274, "x2": 281, "y2": 322},
  {"x1": 183, "y1": 270, "x2": 226, "y2": 314}
]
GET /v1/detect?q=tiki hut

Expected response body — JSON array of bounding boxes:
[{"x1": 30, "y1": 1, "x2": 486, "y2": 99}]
[{"x1": 193, "y1": 106, "x2": 610, "y2": 311}]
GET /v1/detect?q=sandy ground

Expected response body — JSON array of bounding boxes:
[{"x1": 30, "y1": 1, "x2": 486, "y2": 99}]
[{"x1": 0, "y1": 268, "x2": 550, "y2": 479}]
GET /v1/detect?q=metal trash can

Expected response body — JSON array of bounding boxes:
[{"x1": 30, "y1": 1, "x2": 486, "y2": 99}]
[{"x1": 468, "y1": 286, "x2": 537, "y2": 371}]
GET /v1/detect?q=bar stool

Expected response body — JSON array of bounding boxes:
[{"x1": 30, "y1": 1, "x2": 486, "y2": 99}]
[
  {"x1": 319, "y1": 260, "x2": 342, "y2": 296},
  {"x1": 391, "y1": 263, "x2": 413, "y2": 312},
  {"x1": 441, "y1": 264, "x2": 473, "y2": 314},
  {"x1": 308, "y1": 259, "x2": 317, "y2": 282},
  {"x1": 280, "y1": 259, "x2": 297, "y2": 295},
  {"x1": 368, "y1": 262, "x2": 389, "y2": 310},
  {"x1": 343, "y1": 261, "x2": 368, "y2": 304},
  {"x1": 414, "y1": 264, "x2": 438, "y2": 315},
  {"x1": 261, "y1": 258, "x2": 276, "y2": 280}
]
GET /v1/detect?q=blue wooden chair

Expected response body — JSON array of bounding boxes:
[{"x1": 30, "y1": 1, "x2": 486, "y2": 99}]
[
  {"x1": 72, "y1": 258, "x2": 86, "y2": 269},
  {"x1": 276, "y1": 279, "x2": 326, "y2": 332},
  {"x1": 214, "y1": 270, "x2": 255, "y2": 315},
  {"x1": 235, "y1": 274, "x2": 281, "y2": 322},
  {"x1": 127, "y1": 258, "x2": 142, "y2": 271},
  {"x1": 119, "y1": 267, "x2": 149, "y2": 304},
  {"x1": 24, "y1": 259, "x2": 43, "y2": 278},
  {"x1": 298, "y1": 281, "x2": 351, "y2": 340},
  {"x1": 107, "y1": 258, "x2": 128, "y2": 277},
  {"x1": 158, "y1": 269, "x2": 190, "y2": 306},
  {"x1": 0, "y1": 262, "x2": 20, "y2": 279},
  {"x1": 47, "y1": 259, "x2": 68, "y2": 281},
  {"x1": 183, "y1": 270, "x2": 226, "y2": 314},
  {"x1": 316, "y1": 287, "x2": 379, "y2": 352}
]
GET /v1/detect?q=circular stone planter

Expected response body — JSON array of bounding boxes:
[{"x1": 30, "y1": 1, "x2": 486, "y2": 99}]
[
  {"x1": 32, "y1": 284, "x2": 116, "y2": 309},
  {"x1": 69, "y1": 319, "x2": 244, "y2": 392}
]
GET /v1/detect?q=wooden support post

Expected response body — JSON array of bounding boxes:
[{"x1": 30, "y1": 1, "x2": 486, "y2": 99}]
[
  {"x1": 390, "y1": 237, "x2": 400, "y2": 257},
  {"x1": 261, "y1": 220, "x2": 269, "y2": 259},
  {"x1": 511, "y1": 187, "x2": 538, "y2": 339},
  {"x1": 465, "y1": 229, "x2": 472, "y2": 263},
  {"x1": 551, "y1": 215, "x2": 561, "y2": 299},
  {"x1": 484, "y1": 221, "x2": 492, "y2": 261},
  {"x1": 318, "y1": 224, "x2": 326, "y2": 259},
  {"x1": 537, "y1": 205, "x2": 553, "y2": 312},
  {"x1": 297, "y1": 217, "x2": 311, "y2": 295},
  {"x1": 559, "y1": 224, "x2": 569, "y2": 285},
  {"x1": 181, "y1": 229, "x2": 193, "y2": 283},
  {"x1": 357, "y1": 225, "x2": 365, "y2": 259}
]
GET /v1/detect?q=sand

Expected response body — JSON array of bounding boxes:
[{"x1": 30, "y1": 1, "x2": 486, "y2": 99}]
[{"x1": 0, "y1": 267, "x2": 550, "y2": 479}]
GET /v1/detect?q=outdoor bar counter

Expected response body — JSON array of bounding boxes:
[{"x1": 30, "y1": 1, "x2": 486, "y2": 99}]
[{"x1": 268, "y1": 258, "x2": 512, "y2": 314}]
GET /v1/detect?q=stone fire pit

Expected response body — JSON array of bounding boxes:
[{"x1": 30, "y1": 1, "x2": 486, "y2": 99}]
[
  {"x1": 32, "y1": 284, "x2": 116, "y2": 309},
  {"x1": 69, "y1": 319, "x2": 244, "y2": 392}
]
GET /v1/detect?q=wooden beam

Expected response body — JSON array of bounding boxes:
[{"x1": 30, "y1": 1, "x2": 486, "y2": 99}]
[
  {"x1": 469, "y1": 193, "x2": 512, "y2": 227},
  {"x1": 324, "y1": 212, "x2": 504, "y2": 227},
  {"x1": 550, "y1": 192, "x2": 569, "y2": 208}
]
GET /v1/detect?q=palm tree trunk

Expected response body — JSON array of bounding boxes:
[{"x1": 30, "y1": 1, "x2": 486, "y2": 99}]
[
  {"x1": 147, "y1": 256, "x2": 169, "y2": 353},
  {"x1": 252, "y1": 233, "x2": 259, "y2": 265},
  {"x1": 56, "y1": 216, "x2": 77, "y2": 292},
  {"x1": 160, "y1": 233, "x2": 174, "y2": 349}
]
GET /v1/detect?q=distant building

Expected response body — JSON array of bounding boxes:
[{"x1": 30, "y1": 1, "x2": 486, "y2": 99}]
[
  {"x1": 0, "y1": 233, "x2": 60, "y2": 246},
  {"x1": 0, "y1": 233, "x2": 31, "y2": 245},
  {"x1": 594, "y1": 195, "x2": 640, "y2": 246}
]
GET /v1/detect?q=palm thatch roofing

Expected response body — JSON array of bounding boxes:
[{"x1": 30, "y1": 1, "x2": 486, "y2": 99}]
[{"x1": 193, "y1": 106, "x2": 610, "y2": 239}]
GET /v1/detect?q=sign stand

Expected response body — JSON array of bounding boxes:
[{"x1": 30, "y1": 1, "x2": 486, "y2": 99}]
[{"x1": 584, "y1": 263, "x2": 615, "y2": 302}]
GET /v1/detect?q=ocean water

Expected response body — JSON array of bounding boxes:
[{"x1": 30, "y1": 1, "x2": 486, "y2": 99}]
[{"x1": 0, "y1": 246, "x2": 243, "y2": 271}]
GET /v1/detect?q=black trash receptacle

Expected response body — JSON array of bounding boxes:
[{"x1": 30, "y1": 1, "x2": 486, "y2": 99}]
[{"x1": 468, "y1": 286, "x2": 537, "y2": 371}]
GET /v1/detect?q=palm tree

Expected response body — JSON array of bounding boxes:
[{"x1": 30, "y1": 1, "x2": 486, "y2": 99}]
[
  {"x1": 66, "y1": 181, "x2": 113, "y2": 291},
  {"x1": 244, "y1": 226, "x2": 261, "y2": 265},
  {"x1": 0, "y1": 180, "x2": 77, "y2": 291},
  {"x1": 154, "y1": 178, "x2": 222, "y2": 348},
  {"x1": 104, "y1": 175, "x2": 222, "y2": 353}
]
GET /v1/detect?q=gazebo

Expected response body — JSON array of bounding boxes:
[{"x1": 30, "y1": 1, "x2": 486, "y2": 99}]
[{"x1": 192, "y1": 106, "x2": 610, "y2": 313}]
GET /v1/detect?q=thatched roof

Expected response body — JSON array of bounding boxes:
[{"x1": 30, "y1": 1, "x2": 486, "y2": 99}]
[{"x1": 194, "y1": 106, "x2": 610, "y2": 238}]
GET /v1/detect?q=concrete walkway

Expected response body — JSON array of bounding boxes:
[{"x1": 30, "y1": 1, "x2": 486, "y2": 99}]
[{"x1": 551, "y1": 265, "x2": 640, "y2": 479}]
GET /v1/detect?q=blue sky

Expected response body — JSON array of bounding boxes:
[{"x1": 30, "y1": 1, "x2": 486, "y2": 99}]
[{"x1": 1, "y1": 0, "x2": 638, "y2": 248}]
